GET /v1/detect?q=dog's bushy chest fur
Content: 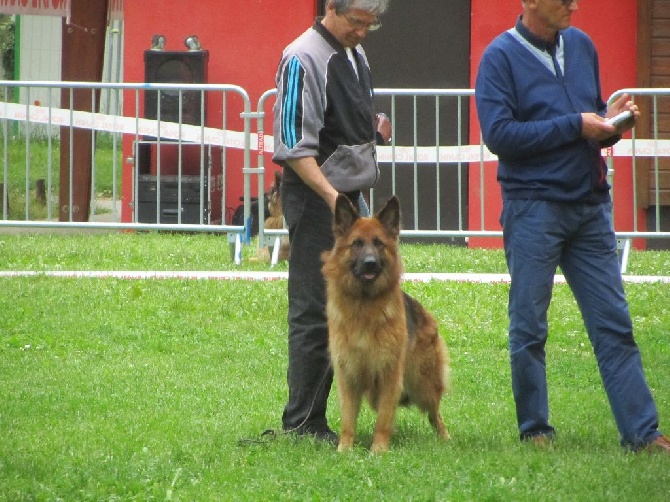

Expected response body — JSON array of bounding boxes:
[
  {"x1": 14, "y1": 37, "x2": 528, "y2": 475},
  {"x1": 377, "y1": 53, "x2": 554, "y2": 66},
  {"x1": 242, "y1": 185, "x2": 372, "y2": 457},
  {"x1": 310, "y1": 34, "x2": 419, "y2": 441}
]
[{"x1": 327, "y1": 289, "x2": 408, "y2": 378}]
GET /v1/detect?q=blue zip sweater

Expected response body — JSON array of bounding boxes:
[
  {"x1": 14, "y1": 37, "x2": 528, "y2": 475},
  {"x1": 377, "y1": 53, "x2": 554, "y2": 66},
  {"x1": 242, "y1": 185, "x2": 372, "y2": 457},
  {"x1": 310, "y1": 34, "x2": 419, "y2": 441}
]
[{"x1": 475, "y1": 18, "x2": 617, "y2": 203}]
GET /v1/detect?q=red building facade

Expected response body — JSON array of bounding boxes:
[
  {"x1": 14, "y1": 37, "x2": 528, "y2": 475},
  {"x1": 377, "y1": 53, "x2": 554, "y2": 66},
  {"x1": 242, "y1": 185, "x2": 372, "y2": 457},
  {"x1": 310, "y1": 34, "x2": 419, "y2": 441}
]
[{"x1": 121, "y1": 1, "x2": 641, "y2": 246}]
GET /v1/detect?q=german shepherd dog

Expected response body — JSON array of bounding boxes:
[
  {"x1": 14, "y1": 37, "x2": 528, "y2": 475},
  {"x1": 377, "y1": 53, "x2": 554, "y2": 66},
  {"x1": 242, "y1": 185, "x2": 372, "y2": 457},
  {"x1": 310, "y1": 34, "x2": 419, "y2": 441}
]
[
  {"x1": 321, "y1": 194, "x2": 450, "y2": 453},
  {"x1": 256, "y1": 170, "x2": 290, "y2": 262}
]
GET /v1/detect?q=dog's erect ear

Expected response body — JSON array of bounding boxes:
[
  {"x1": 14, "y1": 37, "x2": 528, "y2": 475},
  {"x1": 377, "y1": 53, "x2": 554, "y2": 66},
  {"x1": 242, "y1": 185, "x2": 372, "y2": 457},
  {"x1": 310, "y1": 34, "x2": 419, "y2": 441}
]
[
  {"x1": 376, "y1": 195, "x2": 401, "y2": 238},
  {"x1": 333, "y1": 194, "x2": 359, "y2": 237}
]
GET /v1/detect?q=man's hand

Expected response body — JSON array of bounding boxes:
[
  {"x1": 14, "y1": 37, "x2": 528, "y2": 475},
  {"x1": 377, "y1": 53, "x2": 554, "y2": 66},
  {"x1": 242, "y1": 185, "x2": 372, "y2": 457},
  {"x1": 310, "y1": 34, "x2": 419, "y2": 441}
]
[
  {"x1": 582, "y1": 93, "x2": 639, "y2": 142},
  {"x1": 376, "y1": 113, "x2": 392, "y2": 144},
  {"x1": 605, "y1": 93, "x2": 639, "y2": 133},
  {"x1": 286, "y1": 157, "x2": 339, "y2": 213}
]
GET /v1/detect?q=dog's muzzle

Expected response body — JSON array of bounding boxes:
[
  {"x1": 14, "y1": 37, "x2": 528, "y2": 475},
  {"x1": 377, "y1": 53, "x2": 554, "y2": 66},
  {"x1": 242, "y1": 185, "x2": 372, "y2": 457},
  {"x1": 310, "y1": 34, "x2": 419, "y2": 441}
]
[{"x1": 353, "y1": 254, "x2": 382, "y2": 282}]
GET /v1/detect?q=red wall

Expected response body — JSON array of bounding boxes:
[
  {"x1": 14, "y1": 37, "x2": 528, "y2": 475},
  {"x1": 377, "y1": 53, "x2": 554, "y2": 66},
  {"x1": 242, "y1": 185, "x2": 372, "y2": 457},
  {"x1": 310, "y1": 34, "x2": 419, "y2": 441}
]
[
  {"x1": 120, "y1": 1, "x2": 316, "y2": 222},
  {"x1": 120, "y1": 1, "x2": 641, "y2": 238},
  {"x1": 468, "y1": 0, "x2": 639, "y2": 247}
]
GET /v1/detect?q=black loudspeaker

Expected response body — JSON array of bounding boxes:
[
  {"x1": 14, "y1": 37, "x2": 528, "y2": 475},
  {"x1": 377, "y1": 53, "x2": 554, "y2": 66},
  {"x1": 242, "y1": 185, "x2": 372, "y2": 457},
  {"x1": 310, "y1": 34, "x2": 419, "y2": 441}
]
[
  {"x1": 144, "y1": 50, "x2": 209, "y2": 125},
  {"x1": 137, "y1": 174, "x2": 209, "y2": 224}
]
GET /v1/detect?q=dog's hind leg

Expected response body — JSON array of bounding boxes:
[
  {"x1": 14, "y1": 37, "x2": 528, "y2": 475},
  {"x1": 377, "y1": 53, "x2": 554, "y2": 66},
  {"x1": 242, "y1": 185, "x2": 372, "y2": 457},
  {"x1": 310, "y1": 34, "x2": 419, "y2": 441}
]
[
  {"x1": 410, "y1": 380, "x2": 450, "y2": 440},
  {"x1": 428, "y1": 406, "x2": 450, "y2": 440}
]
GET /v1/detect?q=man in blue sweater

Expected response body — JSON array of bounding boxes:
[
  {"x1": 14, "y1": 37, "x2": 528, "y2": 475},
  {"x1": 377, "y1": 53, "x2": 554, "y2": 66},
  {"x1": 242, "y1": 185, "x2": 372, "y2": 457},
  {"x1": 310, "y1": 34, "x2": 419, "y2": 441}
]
[{"x1": 475, "y1": 0, "x2": 669, "y2": 452}]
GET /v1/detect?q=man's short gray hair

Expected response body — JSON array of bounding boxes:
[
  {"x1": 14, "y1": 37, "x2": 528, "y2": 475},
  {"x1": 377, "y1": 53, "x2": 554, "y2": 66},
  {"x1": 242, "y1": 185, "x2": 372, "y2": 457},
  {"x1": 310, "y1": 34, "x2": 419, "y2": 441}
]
[{"x1": 327, "y1": 0, "x2": 390, "y2": 15}]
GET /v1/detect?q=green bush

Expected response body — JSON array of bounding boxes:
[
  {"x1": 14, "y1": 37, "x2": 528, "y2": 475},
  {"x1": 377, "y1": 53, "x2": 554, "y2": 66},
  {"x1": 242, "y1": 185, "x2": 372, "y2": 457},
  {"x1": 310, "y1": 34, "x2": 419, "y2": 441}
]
[{"x1": 0, "y1": 15, "x2": 14, "y2": 81}]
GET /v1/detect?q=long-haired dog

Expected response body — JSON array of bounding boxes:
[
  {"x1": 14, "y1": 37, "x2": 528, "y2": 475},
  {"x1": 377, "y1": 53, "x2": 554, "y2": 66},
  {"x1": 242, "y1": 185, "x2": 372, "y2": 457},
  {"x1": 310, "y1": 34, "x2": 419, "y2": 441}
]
[
  {"x1": 258, "y1": 170, "x2": 290, "y2": 262},
  {"x1": 321, "y1": 194, "x2": 450, "y2": 453}
]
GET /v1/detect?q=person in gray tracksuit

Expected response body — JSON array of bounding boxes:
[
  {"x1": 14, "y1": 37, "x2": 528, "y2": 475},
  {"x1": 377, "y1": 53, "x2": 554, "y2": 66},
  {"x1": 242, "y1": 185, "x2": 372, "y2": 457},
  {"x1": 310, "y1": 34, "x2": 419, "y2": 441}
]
[{"x1": 272, "y1": 0, "x2": 391, "y2": 443}]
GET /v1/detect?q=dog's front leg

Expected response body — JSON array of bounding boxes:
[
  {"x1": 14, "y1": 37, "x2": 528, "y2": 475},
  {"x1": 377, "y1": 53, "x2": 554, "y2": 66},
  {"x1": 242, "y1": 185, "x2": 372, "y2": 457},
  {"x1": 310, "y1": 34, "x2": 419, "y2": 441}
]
[
  {"x1": 370, "y1": 369, "x2": 403, "y2": 454},
  {"x1": 337, "y1": 377, "x2": 361, "y2": 452}
]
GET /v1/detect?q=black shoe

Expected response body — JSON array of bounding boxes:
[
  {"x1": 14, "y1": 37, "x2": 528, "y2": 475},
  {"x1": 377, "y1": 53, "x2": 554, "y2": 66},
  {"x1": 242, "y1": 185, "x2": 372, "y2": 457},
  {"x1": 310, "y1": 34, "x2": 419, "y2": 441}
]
[{"x1": 287, "y1": 424, "x2": 339, "y2": 445}]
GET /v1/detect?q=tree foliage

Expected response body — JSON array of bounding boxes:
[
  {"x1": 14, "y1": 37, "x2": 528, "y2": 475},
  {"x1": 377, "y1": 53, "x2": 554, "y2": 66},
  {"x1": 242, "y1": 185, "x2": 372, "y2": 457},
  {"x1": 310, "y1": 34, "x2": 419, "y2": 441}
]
[{"x1": 0, "y1": 15, "x2": 15, "y2": 79}]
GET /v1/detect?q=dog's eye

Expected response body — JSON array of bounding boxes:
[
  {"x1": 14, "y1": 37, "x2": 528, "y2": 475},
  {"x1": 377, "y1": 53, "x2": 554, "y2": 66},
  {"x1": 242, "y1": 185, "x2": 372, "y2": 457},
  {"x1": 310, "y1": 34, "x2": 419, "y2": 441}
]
[
  {"x1": 373, "y1": 237, "x2": 385, "y2": 249},
  {"x1": 351, "y1": 238, "x2": 364, "y2": 249}
]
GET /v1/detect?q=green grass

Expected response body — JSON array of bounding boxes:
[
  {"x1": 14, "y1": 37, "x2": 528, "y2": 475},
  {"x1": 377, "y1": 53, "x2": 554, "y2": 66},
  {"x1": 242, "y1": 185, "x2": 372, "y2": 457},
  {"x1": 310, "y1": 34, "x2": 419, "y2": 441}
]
[
  {"x1": 1, "y1": 134, "x2": 122, "y2": 220},
  {"x1": 1, "y1": 235, "x2": 669, "y2": 500},
  {"x1": 2, "y1": 232, "x2": 670, "y2": 275}
]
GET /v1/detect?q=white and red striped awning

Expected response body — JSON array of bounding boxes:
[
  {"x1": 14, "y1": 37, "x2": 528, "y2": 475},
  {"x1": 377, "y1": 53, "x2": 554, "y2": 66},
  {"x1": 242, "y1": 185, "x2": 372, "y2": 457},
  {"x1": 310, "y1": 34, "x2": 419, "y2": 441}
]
[{"x1": 0, "y1": 0, "x2": 123, "y2": 20}]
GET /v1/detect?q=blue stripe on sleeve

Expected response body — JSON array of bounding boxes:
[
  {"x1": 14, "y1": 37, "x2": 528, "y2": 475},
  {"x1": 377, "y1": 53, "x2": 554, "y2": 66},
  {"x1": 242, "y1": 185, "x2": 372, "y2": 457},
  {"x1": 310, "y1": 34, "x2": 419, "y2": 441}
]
[{"x1": 282, "y1": 56, "x2": 303, "y2": 149}]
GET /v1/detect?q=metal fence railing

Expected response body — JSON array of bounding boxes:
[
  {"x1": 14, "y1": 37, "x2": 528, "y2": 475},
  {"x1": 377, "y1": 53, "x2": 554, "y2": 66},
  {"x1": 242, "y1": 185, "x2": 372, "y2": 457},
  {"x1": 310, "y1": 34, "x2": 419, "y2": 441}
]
[
  {"x1": 606, "y1": 88, "x2": 670, "y2": 234},
  {"x1": 0, "y1": 80, "x2": 254, "y2": 261},
  {"x1": 2, "y1": 82, "x2": 670, "y2": 266},
  {"x1": 254, "y1": 88, "x2": 501, "y2": 256},
  {"x1": 254, "y1": 87, "x2": 670, "y2": 265}
]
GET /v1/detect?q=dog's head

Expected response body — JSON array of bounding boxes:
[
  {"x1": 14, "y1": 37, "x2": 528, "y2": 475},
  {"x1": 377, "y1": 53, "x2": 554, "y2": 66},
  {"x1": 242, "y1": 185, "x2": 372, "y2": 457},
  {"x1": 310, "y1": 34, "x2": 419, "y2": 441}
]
[{"x1": 325, "y1": 194, "x2": 402, "y2": 296}]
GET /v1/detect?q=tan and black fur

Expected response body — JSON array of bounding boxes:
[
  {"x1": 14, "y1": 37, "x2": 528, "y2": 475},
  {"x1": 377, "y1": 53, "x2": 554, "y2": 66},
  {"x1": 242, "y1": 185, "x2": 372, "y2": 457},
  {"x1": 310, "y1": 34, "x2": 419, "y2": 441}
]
[
  {"x1": 257, "y1": 170, "x2": 290, "y2": 262},
  {"x1": 321, "y1": 194, "x2": 450, "y2": 453}
]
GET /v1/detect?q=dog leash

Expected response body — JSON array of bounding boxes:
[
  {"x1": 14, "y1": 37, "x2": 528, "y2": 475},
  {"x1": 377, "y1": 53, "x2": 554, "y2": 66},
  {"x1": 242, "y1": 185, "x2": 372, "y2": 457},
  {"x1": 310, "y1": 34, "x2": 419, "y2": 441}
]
[
  {"x1": 236, "y1": 428, "x2": 277, "y2": 446},
  {"x1": 236, "y1": 362, "x2": 333, "y2": 447}
]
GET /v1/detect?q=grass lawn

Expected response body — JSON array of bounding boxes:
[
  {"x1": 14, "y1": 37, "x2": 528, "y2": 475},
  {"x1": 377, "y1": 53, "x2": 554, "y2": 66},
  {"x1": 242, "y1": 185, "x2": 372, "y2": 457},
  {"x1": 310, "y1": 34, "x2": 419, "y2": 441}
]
[
  {"x1": 0, "y1": 234, "x2": 669, "y2": 501},
  {"x1": 1, "y1": 135, "x2": 122, "y2": 221}
]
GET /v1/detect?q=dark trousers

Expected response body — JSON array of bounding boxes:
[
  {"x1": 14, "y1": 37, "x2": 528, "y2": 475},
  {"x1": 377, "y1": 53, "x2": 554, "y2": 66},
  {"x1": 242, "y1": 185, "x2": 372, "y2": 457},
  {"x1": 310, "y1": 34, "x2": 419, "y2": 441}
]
[
  {"x1": 501, "y1": 199, "x2": 661, "y2": 448},
  {"x1": 280, "y1": 182, "x2": 335, "y2": 431}
]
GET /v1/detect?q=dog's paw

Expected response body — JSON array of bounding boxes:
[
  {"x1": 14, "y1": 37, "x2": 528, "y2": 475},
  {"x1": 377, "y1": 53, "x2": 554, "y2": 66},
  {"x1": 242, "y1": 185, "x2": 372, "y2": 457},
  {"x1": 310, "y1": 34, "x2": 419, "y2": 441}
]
[{"x1": 370, "y1": 441, "x2": 389, "y2": 454}]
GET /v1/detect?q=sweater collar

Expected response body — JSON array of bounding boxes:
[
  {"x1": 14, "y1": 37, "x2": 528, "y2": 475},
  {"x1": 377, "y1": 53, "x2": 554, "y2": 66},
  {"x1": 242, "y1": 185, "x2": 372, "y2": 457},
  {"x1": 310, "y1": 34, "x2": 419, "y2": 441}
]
[{"x1": 515, "y1": 15, "x2": 561, "y2": 53}]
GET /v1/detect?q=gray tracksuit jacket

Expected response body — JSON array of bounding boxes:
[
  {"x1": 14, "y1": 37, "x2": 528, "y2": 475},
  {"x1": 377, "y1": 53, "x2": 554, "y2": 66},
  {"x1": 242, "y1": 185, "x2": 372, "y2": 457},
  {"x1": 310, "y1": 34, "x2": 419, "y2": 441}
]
[{"x1": 272, "y1": 18, "x2": 379, "y2": 193}]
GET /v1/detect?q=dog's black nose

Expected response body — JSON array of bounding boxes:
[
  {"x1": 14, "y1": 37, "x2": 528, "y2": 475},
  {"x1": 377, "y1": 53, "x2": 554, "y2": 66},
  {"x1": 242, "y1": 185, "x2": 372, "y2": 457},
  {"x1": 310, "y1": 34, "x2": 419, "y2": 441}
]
[
  {"x1": 355, "y1": 254, "x2": 381, "y2": 281},
  {"x1": 362, "y1": 255, "x2": 378, "y2": 273}
]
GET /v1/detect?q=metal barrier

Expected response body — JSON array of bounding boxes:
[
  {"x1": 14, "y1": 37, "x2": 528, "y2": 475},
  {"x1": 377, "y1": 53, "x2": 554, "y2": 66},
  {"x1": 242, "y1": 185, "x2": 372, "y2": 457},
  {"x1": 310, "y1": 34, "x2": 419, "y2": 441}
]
[
  {"x1": 606, "y1": 88, "x2": 670, "y2": 235},
  {"x1": 2, "y1": 82, "x2": 670, "y2": 266},
  {"x1": 604, "y1": 88, "x2": 670, "y2": 270},
  {"x1": 253, "y1": 88, "x2": 500, "y2": 264},
  {"x1": 0, "y1": 80, "x2": 254, "y2": 261},
  {"x1": 253, "y1": 87, "x2": 670, "y2": 265}
]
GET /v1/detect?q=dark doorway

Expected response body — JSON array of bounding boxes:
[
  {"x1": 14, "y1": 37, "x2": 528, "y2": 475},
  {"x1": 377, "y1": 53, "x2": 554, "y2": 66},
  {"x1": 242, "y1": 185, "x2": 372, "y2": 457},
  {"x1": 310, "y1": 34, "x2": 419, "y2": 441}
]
[
  {"x1": 318, "y1": 1, "x2": 472, "y2": 242},
  {"x1": 315, "y1": 1, "x2": 471, "y2": 242}
]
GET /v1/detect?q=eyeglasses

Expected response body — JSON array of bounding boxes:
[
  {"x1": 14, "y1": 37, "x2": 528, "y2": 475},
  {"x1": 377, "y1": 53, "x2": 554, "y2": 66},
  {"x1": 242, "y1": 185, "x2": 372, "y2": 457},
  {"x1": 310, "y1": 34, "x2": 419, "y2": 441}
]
[{"x1": 342, "y1": 13, "x2": 382, "y2": 31}]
